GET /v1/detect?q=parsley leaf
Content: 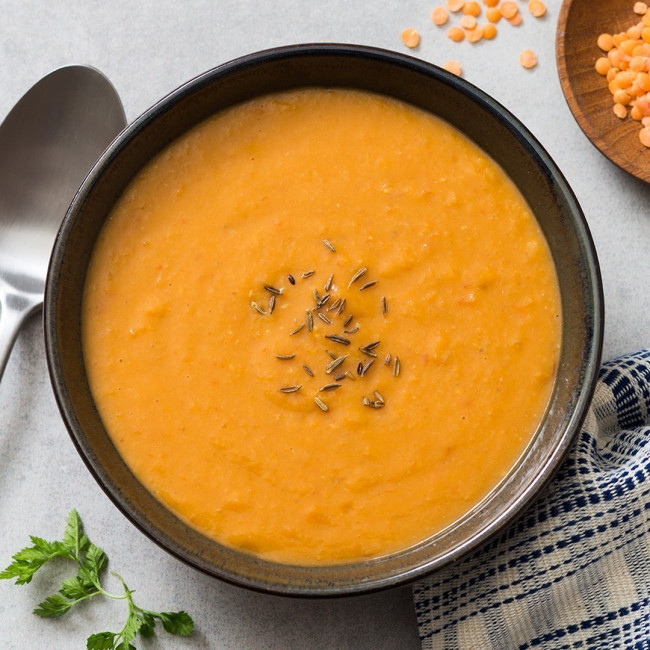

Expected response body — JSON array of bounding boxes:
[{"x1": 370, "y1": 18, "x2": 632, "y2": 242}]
[{"x1": 1, "y1": 510, "x2": 194, "y2": 648}]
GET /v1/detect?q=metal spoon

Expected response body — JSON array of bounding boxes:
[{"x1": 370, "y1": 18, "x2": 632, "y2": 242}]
[{"x1": 0, "y1": 65, "x2": 126, "y2": 381}]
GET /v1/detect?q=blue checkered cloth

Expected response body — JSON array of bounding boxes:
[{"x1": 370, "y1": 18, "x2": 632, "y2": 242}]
[{"x1": 412, "y1": 349, "x2": 650, "y2": 649}]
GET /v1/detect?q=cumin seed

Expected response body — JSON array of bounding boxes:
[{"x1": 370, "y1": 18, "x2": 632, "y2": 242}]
[
  {"x1": 325, "y1": 334, "x2": 351, "y2": 346},
  {"x1": 301, "y1": 270, "x2": 315, "y2": 279},
  {"x1": 303, "y1": 364, "x2": 315, "y2": 377},
  {"x1": 275, "y1": 354, "x2": 295, "y2": 360},
  {"x1": 306, "y1": 310, "x2": 314, "y2": 332},
  {"x1": 323, "y1": 239, "x2": 336, "y2": 253},
  {"x1": 393, "y1": 356, "x2": 401, "y2": 377},
  {"x1": 328, "y1": 297, "x2": 341, "y2": 312},
  {"x1": 319, "y1": 383, "x2": 341, "y2": 392},
  {"x1": 382, "y1": 296, "x2": 387, "y2": 315},
  {"x1": 325, "y1": 354, "x2": 349, "y2": 374},
  {"x1": 360, "y1": 359, "x2": 375, "y2": 377},
  {"x1": 359, "y1": 280, "x2": 377, "y2": 291},
  {"x1": 251, "y1": 301, "x2": 266, "y2": 315},
  {"x1": 324, "y1": 274, "x2": 333, "y2": 292},
  {"x1": 344, "y1": 314, "x2": 353, "y2": 327},
  {"x1": 374, "y1": 390, "x2": 385, "y2": 404},
  {"x1": 280, "y1": 385, "x2": 302, "y2": 393},
  {"x1": 318, "y1": 312, "x2": 332, "y2": 325},
  {"x1": 269, "y1": 294, "x2": 276, "y2": 314},
  {"x1": 288, "y1": 274, "x2": 296, "y2": 285},
  {"x1": 344, "y1": 326, "x2": 359, "y2": 334},
  {"x1": 384, "y1": 353, "x2": 392, "y2": 366},
  {"x1": 264, "y1": 284, "x2": 283, "y2": 295},
  {"x1": 314, "y1": 396, "x2": 329, "y2": 412},
  {"x1": 348, "y1": 267, "x2": 368, "y2": 288},
  {"x1": 290, "y1": 323, "x2": 305, "y2": 336}
]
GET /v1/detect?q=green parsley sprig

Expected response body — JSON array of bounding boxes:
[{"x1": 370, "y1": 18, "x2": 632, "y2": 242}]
[{"x1": 0, "y1": 510, "x2": 193, "y2": 649}]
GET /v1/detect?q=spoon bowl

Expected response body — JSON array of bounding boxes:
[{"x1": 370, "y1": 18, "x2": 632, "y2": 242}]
[
  {"x1": 557, "y1": 0, "x2": 650, "y2": 184},
  {"x1": 0, "y1": 65, "x2": 126, "y2": 380}
]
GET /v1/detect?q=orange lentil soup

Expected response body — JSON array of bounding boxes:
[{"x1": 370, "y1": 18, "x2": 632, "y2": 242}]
[{"x1": 82, "y1": 88, "x2": 561, "y2": 565}]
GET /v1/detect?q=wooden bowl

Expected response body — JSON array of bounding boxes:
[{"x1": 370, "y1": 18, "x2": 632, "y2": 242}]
[{"x1": 557, "y1": 0, "x2": 650, "y2": 184}]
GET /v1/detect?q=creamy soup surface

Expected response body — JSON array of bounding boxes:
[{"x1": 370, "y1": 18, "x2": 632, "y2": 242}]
[{"x1": 82, "y1": 88, "x2": 561, "y2": 565}]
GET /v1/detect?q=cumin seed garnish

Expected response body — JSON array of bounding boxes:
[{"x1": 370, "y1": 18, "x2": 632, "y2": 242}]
[
  {"x1": 280, "y1": 385, "x2": 302, "y2": 393},
  {"x1": 382, "y1": 296, "x2": 387, "y2": 315},
  {"x1": 328, "y1": 297, "x2": 341, "y2": 312},
  {"x1": 324, "y1": 274, "x2": 333, "y2": 292},
  {"x1": 319, "y1": 383, "x2": 341, "y2": 392},
  {"x1": 393, "y1": 356, "x2": 401, "y2": 377},
  {"x1": 264, "y1": 284, "x2": 283, "y2": 295},
  {"x1": 318, "y1": 312, "x2": 332, "y2": 325},
  {"x1": 313, "y1": 288, "x2": 321, "y2": 303},
  {"x1": 326, "y1": 350, "x2": 337, "y2": 359},
  {"x1": 301, "y1": 270, "x2": 315, "y2": 279},
  {"x1": 303, "y1": 364, "x2": 315, "y2": 377},
  {"x1": 359, "y1": 359, "x2": 375, "y2": 377},
  {"x1": 251, "y1": 301, "x2": 266, "y2": 315},
  {"x1": 325, "y1": 334, "x2": 351, "y2": 346},
  {"x1": 359, "y1": 347, "x2": 377, "y2": 358},
  {"x1": 348, "y1": 266, "x2": 368, "y2": 288},
  {"x1": 337, "y1": 298, "x2": 347, "y2": 315},
  {"x1": 306, "y1": 310, "x2": 314, "y2": 332},
  {"x1": 344, "y1": 326, "x2": 359, "y2": 334},
  {"x1": 334, "y1": 372, "x2": 347, "y2": 381},
  {"x1": 288, "y1": 274, "x2": 296, "y2": 285},
  {"x1": 359, "y1": 280, "x2": 377, "y2": 291},
  {"x1": 344, "y1": 370, "x2": 356, "y2": 381},
  {"x1": 374, "y1": 390, "x2": 385, "y2": 404},
  {"x1": 314, "y1": 396, "x2": 329, "y2": 412},
  {"x1": 269, "y1": 294, "x2": 276, "y2": 314},
  {"x1": 290, "y1": 323, "x2": 305, "y2": 336},
  {"x1": 359, "y1": 341, "x2": 380, "y2": 358},
  {"x1": 344, "y1": 314, "x2": 353, "y2": 328},
  {"x1": 323, "y1": 239, "x2": 336, "y2": 253},
  {"x1": 317, "y1": 295, "x2": 331, "y2": 308},
  {"x1": 363, "y1": 397, "x2": 384, "y2": 409},
  {"x1": 384, "y1": 353, "x2": 392, "y2": 366},
  {"x1": 325, "y1": 354, "x2": 349, "y2": 374},
  {"x1": 275, "y1": 353, "x2": 295, "y2": 360}
]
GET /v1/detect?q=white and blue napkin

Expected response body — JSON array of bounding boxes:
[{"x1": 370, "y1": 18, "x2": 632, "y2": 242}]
[{"x1": 413, "y1": 350, "x2": 650, "y2": 649}]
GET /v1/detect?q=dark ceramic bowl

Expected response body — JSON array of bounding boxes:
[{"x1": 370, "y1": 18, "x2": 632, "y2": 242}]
[{"x1": 45, "y1": 44, "x2": 603, "y2": 597}]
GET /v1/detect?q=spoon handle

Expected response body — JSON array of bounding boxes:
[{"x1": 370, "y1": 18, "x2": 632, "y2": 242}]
[{"x1": 0, "y1": 277, "x2": 41, "y2": 381}]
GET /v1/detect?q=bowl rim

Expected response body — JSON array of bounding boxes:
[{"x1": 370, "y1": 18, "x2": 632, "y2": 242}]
[{"x1": 45, "y1": 42, "x2": 604, "y2": 597}]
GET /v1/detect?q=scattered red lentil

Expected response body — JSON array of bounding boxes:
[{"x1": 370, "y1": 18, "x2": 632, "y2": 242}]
[
  {"x1": 499, "y1": 1, "x2": 518, "y2": 19},
  {"x1": 519, "y1": 49, "x2": 538, "y2": 69},
  {"x1": 527, "y1": 0, "x2": 546, "y2": 18},
  {"x1": 482, "y1": 22, "x2": 498, "y2": 39},
  {"x1": 402, "y1": 0, "x2": 548, "y2": 71},
  {"x1": 401, "y1": 27, "x2": 421, "y2": 48},
  {"x1": 443, "y1": 60, "x2": 463, "y2": 75},
  {"x1": 448, "y1": 25, "x2": 466, "y2": 41},
  {"x1": 432, "y1": 6, "x2": 450, "y2": 25}
]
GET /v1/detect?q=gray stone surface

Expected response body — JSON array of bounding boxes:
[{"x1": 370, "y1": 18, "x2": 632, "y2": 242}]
[{"x1": 1, "y1": 1, "x2": 649, "y2": 648}]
